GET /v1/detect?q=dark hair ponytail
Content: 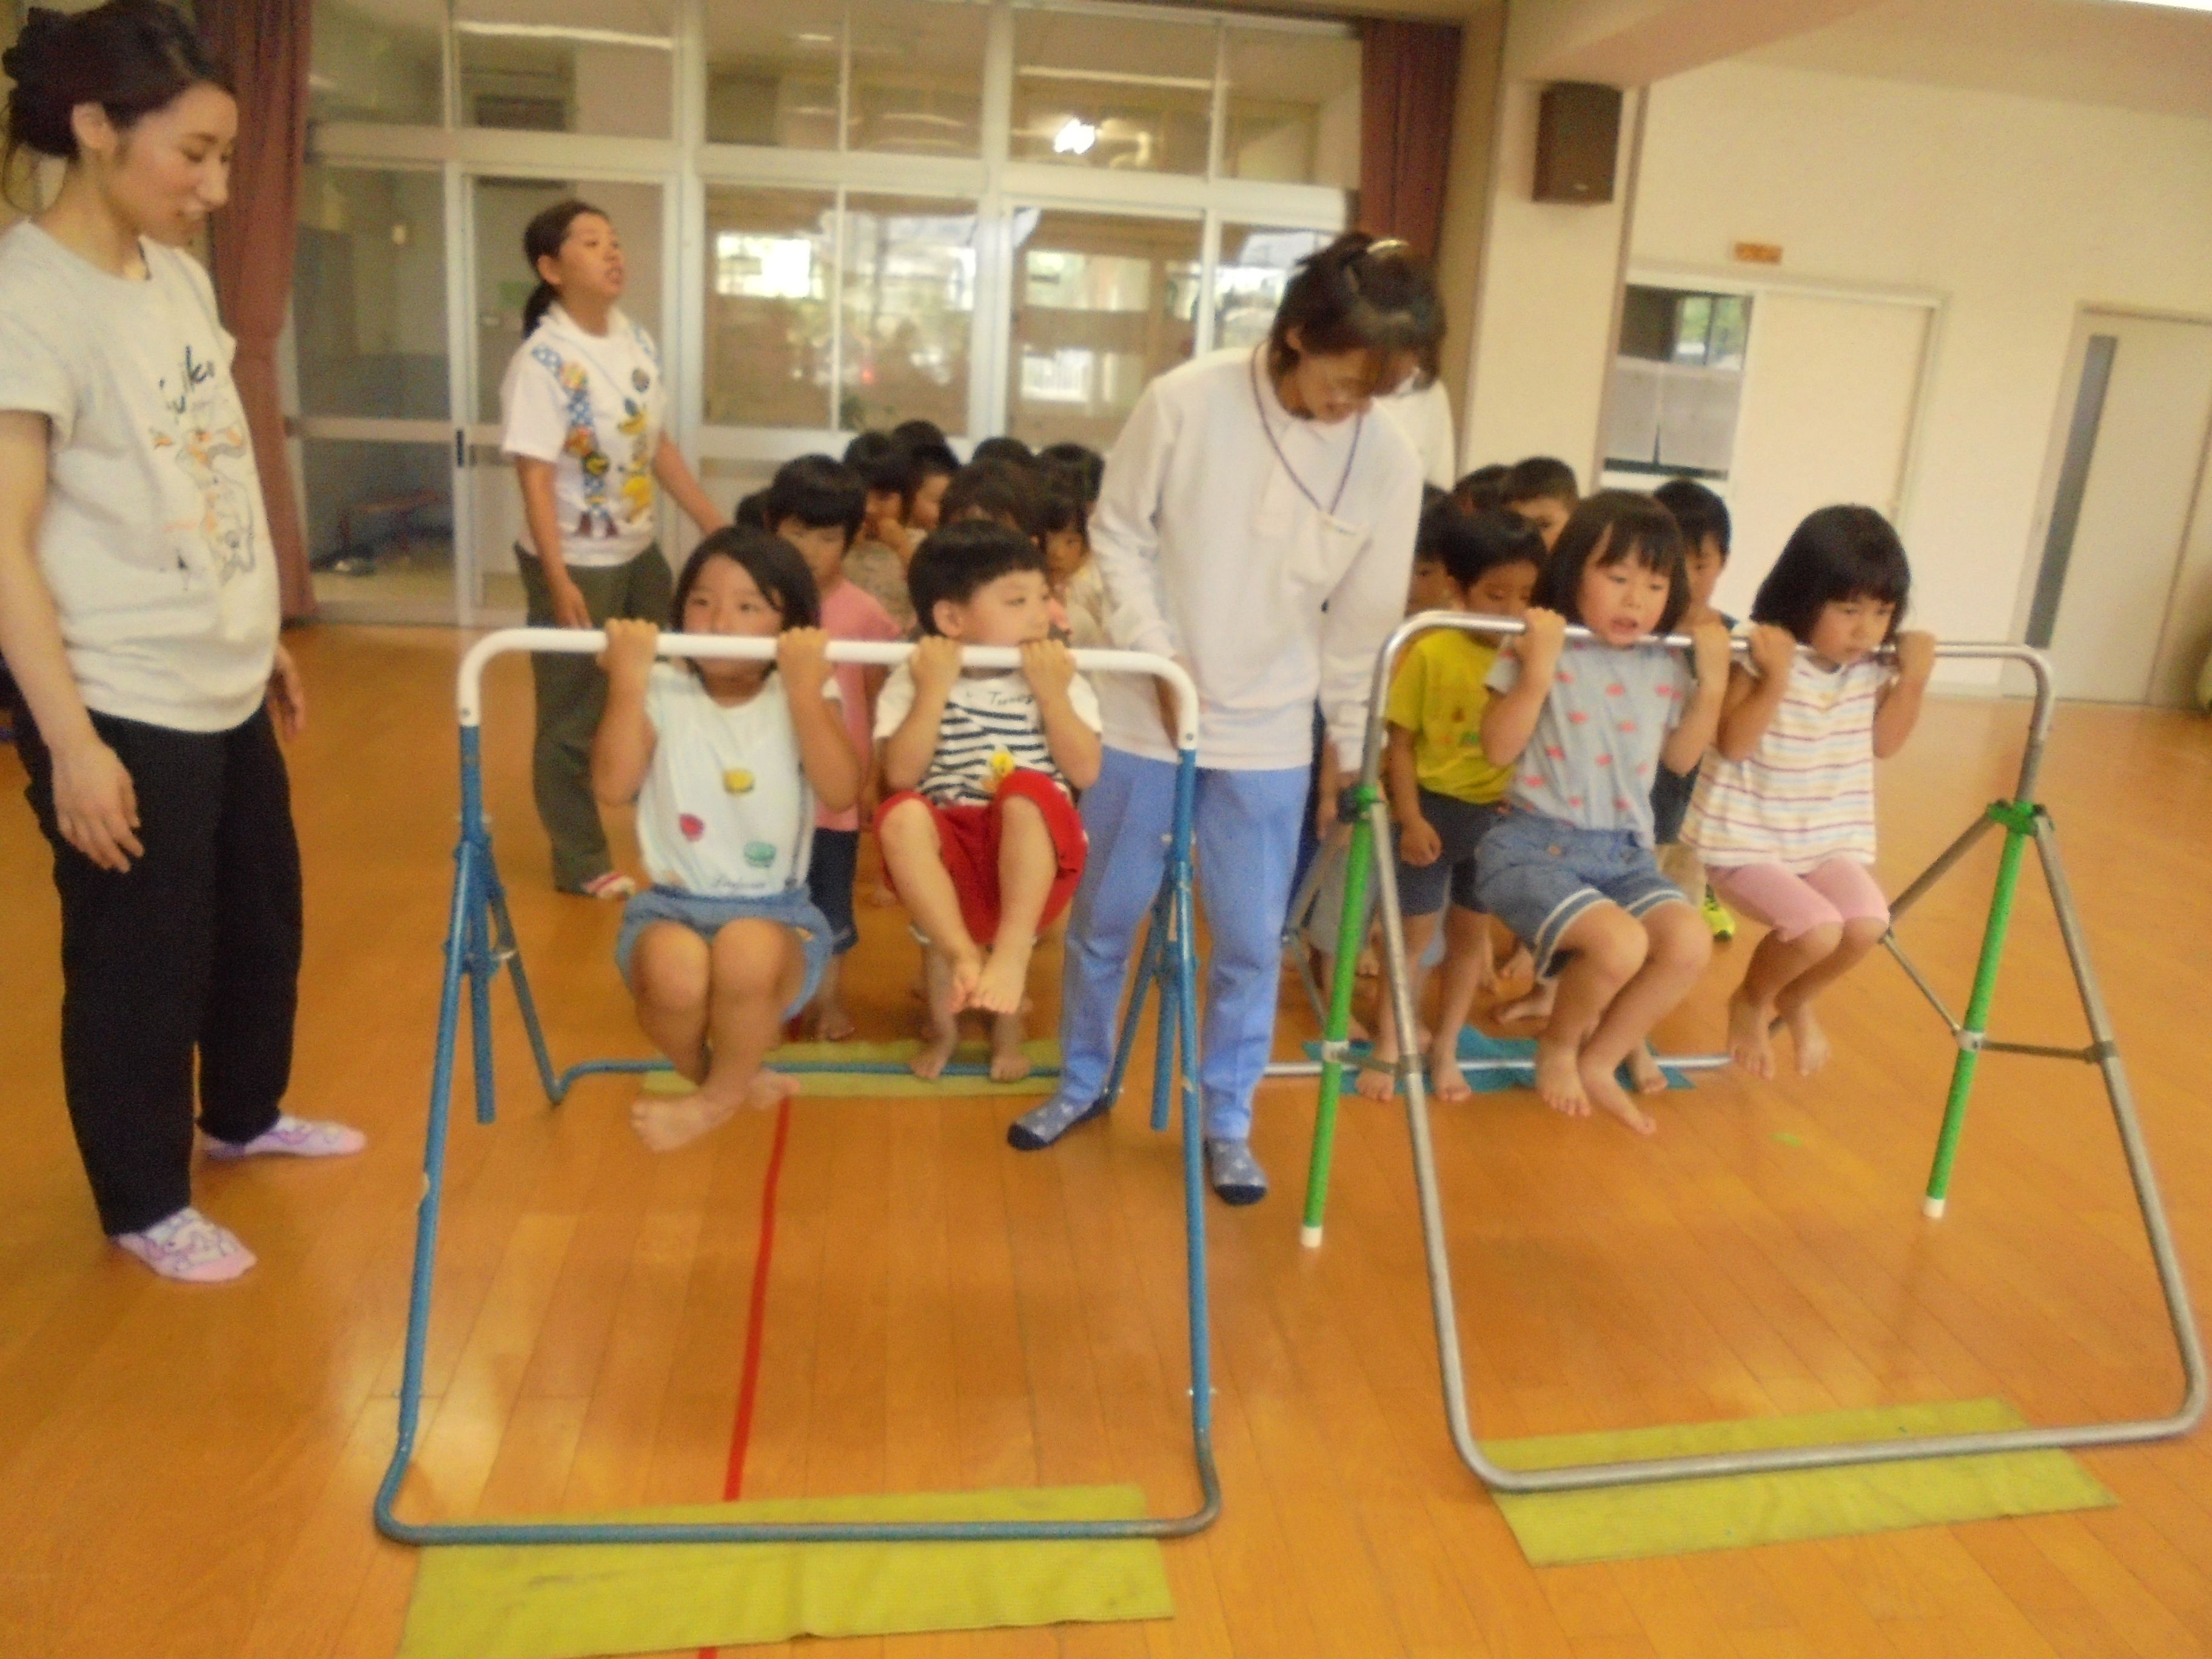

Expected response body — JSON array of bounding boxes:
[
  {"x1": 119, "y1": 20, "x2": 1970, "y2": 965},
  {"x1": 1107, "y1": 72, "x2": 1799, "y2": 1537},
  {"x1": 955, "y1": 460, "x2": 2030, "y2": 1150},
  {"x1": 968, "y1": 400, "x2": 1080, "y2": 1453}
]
[
  {"x1": 2, "y1": 0, "x2": 227, "y2": 197},
  {"x1": 1267, "y1": 230, "x2": 1445, "y2": 392},
  {"x1": 520, "y1": 198, "x2": 607, "y2": 338}
]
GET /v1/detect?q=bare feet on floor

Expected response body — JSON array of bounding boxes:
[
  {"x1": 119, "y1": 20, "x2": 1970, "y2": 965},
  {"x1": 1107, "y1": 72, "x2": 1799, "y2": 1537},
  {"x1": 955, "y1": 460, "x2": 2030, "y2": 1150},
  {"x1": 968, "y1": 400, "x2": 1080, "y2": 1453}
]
[
  {"x1": 810, "y1": 1001, "x2": 856, "y2": 1042},
  {"x1": 1428, "y1": 1047, "x2": 1472, "y2": 1102},
  {"x1": 1728, "y1": 990, "x2": 1777, "y2": 1079},
  {"x1": 1581, "y1": 1053, "x2": 1659, "y2": 1135},
  {"x1": 1355, "y1": 1043, "x2": 1399, "y2": 1100},
  {"x1": 632, "y1": 1088, "x2": 742, "y2": 1152},
  {"x1": 990, "y1": 1013, "x2": 1032, "y2": 1082},
  {"x1": 1781, "y1": 1003, "x2": 1831, "y2": 1075},
  {"x1": 1625, "y1": 1044, "x2": 1668, "y2": 1094},
  {"x1": 911, "y1": 1027, "x2": 958, "y2": 1081},
  {"x1": 1533, "y1": 1038, "x2": 1590, "y2": 1118}
]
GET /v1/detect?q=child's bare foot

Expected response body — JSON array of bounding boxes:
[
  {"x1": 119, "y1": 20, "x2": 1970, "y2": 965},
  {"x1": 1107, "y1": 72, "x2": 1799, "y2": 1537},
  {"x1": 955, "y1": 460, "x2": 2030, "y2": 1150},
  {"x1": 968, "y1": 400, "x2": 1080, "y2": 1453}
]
[
  {"x1": 1356, "y1": 946, "x2": 1381, "y2": 977},
  {"x1": 809, "y1": 1000, "x2": 856, "y2": 1042},
  {"x1": 1728, "y1": 990, "x2": 1777, "y2": 1079},
  {"x1": 947, "y1": 947, "x2": 985, "y2": 1011},
  {"x1": 1501, "y1": 945, "x2": 1533, "y2": 982},
  {"x1": 990, "y1": 1013, "x2": 1032, "y2": 1082},
  {"x1": 1496, "y1": 983, "x2": 1555, "y2": 1025},
  {"x1": 972, "y1": 942, "x2": 1033, "y2": 1016},
  {"x1": 1533, "y1": 1038, "x2": 1590, "y2": 1117},
  {"x1": 1781, "y1": 1004, "x2": 1831, "y2": 1076},
  {"x1": 910, "y1": 1029, "x2": 959, "y2": 1081},
  {"x1": 1581, "y1": 1054, "x2": 1659, "y2": 1135},
  {"x1": 867, "y1": 882, "x2": 900, "y2": 908},
  {"x1": 1625, "y1": 1044, "x2": 1667, "y2": 1094},
  {"x1": 1354, "y1": 1045, "x2": 1399, "y2": 1101},
  {"x1": 1428, "y1": 1047, "x2": 1472, "y2": 1102},
  {"x1": 632, "y1": 1088, "x2": 742, "y2": 1153}
]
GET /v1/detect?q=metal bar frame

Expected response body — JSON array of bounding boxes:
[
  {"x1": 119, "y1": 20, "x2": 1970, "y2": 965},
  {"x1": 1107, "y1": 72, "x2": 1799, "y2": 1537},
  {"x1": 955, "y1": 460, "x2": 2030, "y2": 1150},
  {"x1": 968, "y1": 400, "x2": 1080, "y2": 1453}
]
[
  {"x1": 1298, "y1": 612, "x2": 2205, "y2": 1492},
  {"x1": 375, "y1": 629, "x2": 1222, "y2": 1546}
]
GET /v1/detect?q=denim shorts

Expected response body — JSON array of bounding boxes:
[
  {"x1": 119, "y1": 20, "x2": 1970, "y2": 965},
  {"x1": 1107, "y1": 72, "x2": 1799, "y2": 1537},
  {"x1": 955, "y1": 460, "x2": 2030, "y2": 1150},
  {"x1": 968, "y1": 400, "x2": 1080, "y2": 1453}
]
[
  {"x1": 615, "y1": 885, "x2": 834, "y2": 1017},
  {"x1": 1396, "y1": 789, "x2": 1501, "y2": 918},
  {"x1": 1473, "y1": 809, "x2": 1689, "y2": 979}
]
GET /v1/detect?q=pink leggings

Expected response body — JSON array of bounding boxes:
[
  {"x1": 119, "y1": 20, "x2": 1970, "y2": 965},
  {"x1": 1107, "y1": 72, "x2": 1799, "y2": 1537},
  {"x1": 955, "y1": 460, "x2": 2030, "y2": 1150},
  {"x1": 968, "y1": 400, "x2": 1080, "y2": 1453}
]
[{"x1": 1709, "y1": 858, "x2": 1890, "y2": 942}]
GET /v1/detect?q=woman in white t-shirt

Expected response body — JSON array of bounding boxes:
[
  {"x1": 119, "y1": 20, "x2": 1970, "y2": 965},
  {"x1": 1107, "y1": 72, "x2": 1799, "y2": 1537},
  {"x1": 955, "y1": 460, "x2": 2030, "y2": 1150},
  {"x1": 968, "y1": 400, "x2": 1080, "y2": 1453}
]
[
  {"x1": 0, "y1": 0, "x2": 364, "y2": 1284},
  {"x1": 500, "y1": 199, "x2": 726, "y2": 899},
  {"x1": 591, "y1": 527, "x2": 860, "y2": 1153}
]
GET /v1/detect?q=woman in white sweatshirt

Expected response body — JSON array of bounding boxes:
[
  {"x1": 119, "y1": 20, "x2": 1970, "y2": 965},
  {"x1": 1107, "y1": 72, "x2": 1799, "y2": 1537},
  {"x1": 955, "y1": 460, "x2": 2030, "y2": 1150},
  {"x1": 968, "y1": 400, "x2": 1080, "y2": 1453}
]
[
  {"x1": 500, "y1": 199, "x2": 726, "y2": 897},
  {"x1": 1008, "y1": 232, "x2": 1442, "y2": 1204}
]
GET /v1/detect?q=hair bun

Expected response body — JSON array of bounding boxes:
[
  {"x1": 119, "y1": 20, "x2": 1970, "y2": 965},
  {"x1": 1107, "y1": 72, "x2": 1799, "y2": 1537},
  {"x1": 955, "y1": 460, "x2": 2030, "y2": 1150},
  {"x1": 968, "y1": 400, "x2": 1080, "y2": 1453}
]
[{"x1": 2, "y1": 8, "x2": 64, "y2": 83}]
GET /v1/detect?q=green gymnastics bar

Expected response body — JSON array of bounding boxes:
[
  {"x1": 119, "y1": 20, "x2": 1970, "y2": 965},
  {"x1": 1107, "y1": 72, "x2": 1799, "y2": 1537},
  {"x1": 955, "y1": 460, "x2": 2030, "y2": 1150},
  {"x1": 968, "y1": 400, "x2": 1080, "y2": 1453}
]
[
  {"x1": 1298, "y1": 612, "x2": 2205, "y2": 1492},
  {"x1": 375, "y1": 631, "x2": 1225, "y2": 1546}
]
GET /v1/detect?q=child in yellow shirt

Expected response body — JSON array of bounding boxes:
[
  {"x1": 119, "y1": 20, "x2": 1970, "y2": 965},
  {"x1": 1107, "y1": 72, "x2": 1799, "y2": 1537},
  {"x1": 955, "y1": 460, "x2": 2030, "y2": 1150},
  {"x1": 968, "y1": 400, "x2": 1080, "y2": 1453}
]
[{"x1": 1359, "y1": 507, "x2": 1544, "y2": 1102}]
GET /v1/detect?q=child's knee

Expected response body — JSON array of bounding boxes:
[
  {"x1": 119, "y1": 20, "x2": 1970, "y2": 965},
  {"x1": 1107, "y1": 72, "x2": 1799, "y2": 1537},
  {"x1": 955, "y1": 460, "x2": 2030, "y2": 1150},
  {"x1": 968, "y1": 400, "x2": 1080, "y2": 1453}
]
[
  {"x1": 634, "y1": 928, "x2": 711, "y2": 1010},
  {"x1": 1795, "y1": 917, "x2": 1845, "y2": 957},
  {"x1": 709, "y1": 917, "x2": 794, "y2": 996},
  {"x1": 1573, "y1": 908, "x2": 1649, "y2": 984},
  {"x1": 1842, "y1": 913, "x2": 1889, "y2": 951},
  {"x1": 1646, "y1": 902, "x2": 1712, "y2": 970},
  {"x1": 878, "y1": 797, "x2": 936, "y2": 849}
]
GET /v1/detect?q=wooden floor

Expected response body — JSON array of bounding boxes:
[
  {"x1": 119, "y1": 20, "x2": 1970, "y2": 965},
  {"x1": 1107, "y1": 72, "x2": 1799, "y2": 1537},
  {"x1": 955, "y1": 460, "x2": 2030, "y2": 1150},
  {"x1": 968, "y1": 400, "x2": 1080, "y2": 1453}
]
[{"x1": 4, "y1": 625, "x2": 2212, "y2": 1659}]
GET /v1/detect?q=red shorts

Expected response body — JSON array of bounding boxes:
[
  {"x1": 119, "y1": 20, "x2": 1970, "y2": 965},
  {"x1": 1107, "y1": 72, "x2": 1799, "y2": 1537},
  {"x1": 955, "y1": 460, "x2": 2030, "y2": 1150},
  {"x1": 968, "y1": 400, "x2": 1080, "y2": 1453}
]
[{"x1": 874, "y1": 769, "x2": 1087, "y2": 945}]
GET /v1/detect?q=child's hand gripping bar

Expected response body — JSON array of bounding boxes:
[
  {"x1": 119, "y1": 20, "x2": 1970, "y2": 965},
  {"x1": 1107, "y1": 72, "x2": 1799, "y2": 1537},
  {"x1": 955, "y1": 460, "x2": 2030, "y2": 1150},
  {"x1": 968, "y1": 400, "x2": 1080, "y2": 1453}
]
[{"x1": 455, "y1": 627, "x2": 1204, "y2": 750}]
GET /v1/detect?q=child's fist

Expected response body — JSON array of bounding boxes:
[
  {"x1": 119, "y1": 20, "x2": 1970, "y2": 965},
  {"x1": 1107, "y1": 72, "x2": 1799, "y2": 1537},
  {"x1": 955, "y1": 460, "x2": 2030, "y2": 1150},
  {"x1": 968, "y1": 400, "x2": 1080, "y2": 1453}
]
[
  {"x1": 1748, "y1": 623, "x2": 1797, "y2": 680},
  {"x1": 1689, "y1": 617, "x2": 1734, "y2": 682},
  {"x1": 598, "y1": 617, "x2": 660, "y2": 678},
  {"x1": 1021, "y1": 638, "x2": 1076, "y2": 700},
  {"x1": 1399, "y1": 816, "x2": 1442, "y2": 867},
  {"x1": 1518, "y1": 607, "x2": 1567, "y2": 666},
  {"x1": 1894, "y1": 629, "x2": 1936, "y2": 684},
  {"x1": 777, "y1": 627, "x2": 833, "y2": 698},
  {"x1": 911, "y1": 635, "x2": 964, "y2": 698}
]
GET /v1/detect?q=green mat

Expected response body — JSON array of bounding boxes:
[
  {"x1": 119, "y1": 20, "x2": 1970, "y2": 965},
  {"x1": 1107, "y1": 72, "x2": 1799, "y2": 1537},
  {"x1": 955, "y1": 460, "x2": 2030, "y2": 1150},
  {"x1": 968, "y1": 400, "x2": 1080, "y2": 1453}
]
[
  {"x1": 1487, "y1": 1398, "x2": 2114, "y2": 1565},
  {"x1": 638, "y1": 1039, "x2": 1060, "y2": 1098},
  {"x1": 396, "y1": 1484, "x2": 1172, "y2": 1659},
  {"x1": 1301, "y1": 1027, "x2": 1693, "y2": 1093}
]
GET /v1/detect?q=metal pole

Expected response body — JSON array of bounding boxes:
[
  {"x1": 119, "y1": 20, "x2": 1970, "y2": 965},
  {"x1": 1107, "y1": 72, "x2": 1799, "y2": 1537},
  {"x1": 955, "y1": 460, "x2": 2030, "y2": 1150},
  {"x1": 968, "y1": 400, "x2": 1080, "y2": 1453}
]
[
  {"x1": 1922, "y1": 802, "x2": 2034, "y2": 1218},
  {"x1": 1301, "y1": 791, "x2": 1382, "y2": 1248},
  {"x1": 1101, "y1": 898, "x2": 1166, "y2": 1113}
]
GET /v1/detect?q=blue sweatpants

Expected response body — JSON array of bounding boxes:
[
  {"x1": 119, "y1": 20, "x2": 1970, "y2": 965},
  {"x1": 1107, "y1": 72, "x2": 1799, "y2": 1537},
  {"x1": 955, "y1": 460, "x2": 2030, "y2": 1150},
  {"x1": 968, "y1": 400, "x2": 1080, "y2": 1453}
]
[{"x1": 1053, "y1": 746, "x2": 1309, "y2": 1142}]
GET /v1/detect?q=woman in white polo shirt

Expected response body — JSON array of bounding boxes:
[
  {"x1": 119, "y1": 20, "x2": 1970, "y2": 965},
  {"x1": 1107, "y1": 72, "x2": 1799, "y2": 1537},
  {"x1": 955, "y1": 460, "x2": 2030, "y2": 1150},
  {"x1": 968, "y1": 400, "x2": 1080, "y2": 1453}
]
[
  {"x1": 0, "y1": 0, "x2": 364, "y2": 1283},
  {"x1": 500, "y1": 199, "x2": 726, "y2": 898},
  {"x1": 1007, "y1": 233, "x2": 1442, "y2": 1204}
]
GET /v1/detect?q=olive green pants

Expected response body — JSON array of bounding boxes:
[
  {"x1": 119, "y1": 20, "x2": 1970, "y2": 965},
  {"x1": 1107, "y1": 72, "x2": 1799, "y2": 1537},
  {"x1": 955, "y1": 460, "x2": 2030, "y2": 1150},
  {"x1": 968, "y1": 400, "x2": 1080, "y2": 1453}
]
[{"x1": 516, "y1": 545, "x2": 674, "y2": 892}]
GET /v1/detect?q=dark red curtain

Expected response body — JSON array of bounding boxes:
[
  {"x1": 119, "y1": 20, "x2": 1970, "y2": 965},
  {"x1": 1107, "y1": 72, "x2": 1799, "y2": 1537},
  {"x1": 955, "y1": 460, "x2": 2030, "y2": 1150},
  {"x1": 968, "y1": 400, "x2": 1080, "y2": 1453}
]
[
  {"x1": 201, "y1": 0, "x2": 315, "y2": 622},
  {"x1": 1359, "y1": 19, "x2": 1463, "y2": 264}
]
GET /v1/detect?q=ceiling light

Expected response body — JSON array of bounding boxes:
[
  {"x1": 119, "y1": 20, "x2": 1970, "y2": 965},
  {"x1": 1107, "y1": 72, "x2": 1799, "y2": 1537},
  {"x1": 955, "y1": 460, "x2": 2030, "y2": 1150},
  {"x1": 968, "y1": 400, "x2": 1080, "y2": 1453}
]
[
  {"x1": 453, "y1": 20, "x2": 672, "y2": 51},
  {"x1": 1053, "y1": 116, "x2": 1098, "y2": 155}
]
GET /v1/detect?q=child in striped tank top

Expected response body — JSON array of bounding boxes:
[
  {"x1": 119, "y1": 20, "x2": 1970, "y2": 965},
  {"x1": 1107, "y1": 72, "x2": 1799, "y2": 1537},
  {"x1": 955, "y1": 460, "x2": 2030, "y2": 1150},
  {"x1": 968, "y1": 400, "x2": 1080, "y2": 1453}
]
[{"x1": 1684, "y1": 506, "x2": 1936, "y2": 1081}]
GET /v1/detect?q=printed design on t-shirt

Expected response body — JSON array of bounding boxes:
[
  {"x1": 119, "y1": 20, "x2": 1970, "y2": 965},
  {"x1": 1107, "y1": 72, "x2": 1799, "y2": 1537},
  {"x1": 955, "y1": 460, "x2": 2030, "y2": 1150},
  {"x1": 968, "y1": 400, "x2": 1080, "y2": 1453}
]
[
  {"x1": 922, "y1": 686, "x2": 1068, "y2": 808},
  {"x1": 723, "y1": 768, "x2": 755, "y2": 794},
  {"x1": 531, "y1": 343, "x2": 657, "y2": 540},
  {"x1": 744, "y1": 841, "x2": 777, "y2": 870},
  {"x1": 150, "y1": 343, "x2": 259, "y2": 585},
  {"x1": 679, "y1": 813, "x2": 706, "y2": 842}
]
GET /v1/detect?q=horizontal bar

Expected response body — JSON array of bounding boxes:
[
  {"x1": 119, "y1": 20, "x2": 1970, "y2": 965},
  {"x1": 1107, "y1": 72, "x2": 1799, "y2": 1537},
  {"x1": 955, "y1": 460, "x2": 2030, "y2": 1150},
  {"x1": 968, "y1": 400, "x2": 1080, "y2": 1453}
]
[
  {"x1": 1264, "y1": 1051, "x2": 1734, "y2": 1081},
  {"x1": 1979, "y1": 1039, "x2": 2102, "y2": 1063},
  {"x1": 1361, "y1": 614, "x2": 2056, "y2": 804},
  {"x1": 457, "y1": 628, "x2": 1201, "y2": 748}
]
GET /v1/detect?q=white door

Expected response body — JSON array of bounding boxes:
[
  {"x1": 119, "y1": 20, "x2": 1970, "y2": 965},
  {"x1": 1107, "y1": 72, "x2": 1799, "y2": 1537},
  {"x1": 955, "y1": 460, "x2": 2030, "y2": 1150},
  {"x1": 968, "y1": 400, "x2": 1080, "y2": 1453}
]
[
  {"x1": 1717, "y1": 292, "x2": 1932, "y2": 617},
  {"x1": 2029, "y1": 313, "x2": 2212, "y2": 706}
]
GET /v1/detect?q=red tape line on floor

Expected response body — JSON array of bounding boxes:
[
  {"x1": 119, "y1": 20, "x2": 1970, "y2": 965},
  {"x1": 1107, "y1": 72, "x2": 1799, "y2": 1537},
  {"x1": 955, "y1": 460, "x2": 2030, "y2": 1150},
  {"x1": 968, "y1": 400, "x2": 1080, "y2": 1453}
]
[{"x1": 699, "y1": 1091, "x2": 793, "y2": 1659}]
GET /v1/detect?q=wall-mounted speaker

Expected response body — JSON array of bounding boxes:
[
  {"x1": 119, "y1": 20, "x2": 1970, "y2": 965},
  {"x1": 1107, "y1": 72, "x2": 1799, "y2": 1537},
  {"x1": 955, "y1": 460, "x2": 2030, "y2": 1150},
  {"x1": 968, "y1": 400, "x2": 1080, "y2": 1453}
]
[{"x1": 1534, "y1": 82, "x2": 1623, "y2": 205}]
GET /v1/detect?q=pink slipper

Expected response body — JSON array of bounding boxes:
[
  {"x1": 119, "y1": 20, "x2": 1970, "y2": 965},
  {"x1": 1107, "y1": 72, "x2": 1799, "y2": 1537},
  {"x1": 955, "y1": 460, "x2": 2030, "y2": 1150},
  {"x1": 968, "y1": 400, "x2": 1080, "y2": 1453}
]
[
  {"x1": 204, "y1": 1114, "x2": 367, "y2": 1161},
  {"x1": 578, "y1": 871, "x2": 637, "y2": 900},
  {"x1": 114, "y1": 1207, "x2": 256, "y2": 1283}
]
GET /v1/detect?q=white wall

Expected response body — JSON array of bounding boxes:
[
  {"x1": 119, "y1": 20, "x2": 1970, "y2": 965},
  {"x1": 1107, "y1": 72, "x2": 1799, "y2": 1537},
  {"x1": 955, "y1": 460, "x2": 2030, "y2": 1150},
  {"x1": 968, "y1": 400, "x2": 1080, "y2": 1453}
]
[
  {"x1": 1629, "y1": 61, "x2": 2212, "y2": 680},
  {"x1": 1461, "y1": 75, "x2": 1641, "y2": 486}
]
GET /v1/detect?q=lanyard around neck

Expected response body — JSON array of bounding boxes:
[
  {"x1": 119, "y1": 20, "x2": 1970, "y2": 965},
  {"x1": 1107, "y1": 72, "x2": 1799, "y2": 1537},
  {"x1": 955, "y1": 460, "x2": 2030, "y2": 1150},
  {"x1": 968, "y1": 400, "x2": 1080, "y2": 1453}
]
[{"x1": 1249, "y1": 347, "x2": 1363, "y2": 520}]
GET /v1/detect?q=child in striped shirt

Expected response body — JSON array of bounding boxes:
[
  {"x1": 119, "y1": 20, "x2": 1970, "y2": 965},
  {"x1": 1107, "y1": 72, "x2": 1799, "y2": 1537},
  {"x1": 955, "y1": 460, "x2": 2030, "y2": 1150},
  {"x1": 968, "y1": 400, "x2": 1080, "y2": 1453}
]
[
  {"x1": 1684, "y1": 506, "x2": 1935, "y2": 1080},
  {"x1": 875, "y1": 521, "x2": 1104, "y2": 1083}
]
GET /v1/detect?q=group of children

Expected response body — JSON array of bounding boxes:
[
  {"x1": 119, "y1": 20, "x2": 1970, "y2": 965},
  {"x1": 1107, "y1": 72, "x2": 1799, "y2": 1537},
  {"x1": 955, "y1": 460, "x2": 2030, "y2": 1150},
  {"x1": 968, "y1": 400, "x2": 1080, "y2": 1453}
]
[
  {"x1": 497, "y1": 194, "x2": 1938, "y2": 1165},
  {"x1": 1344, "y1": 454, "x2": 1935, "y2": 1133},
  {"x1": 591, "y1": 426, "x2": 1118, "y2": 1149}
]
